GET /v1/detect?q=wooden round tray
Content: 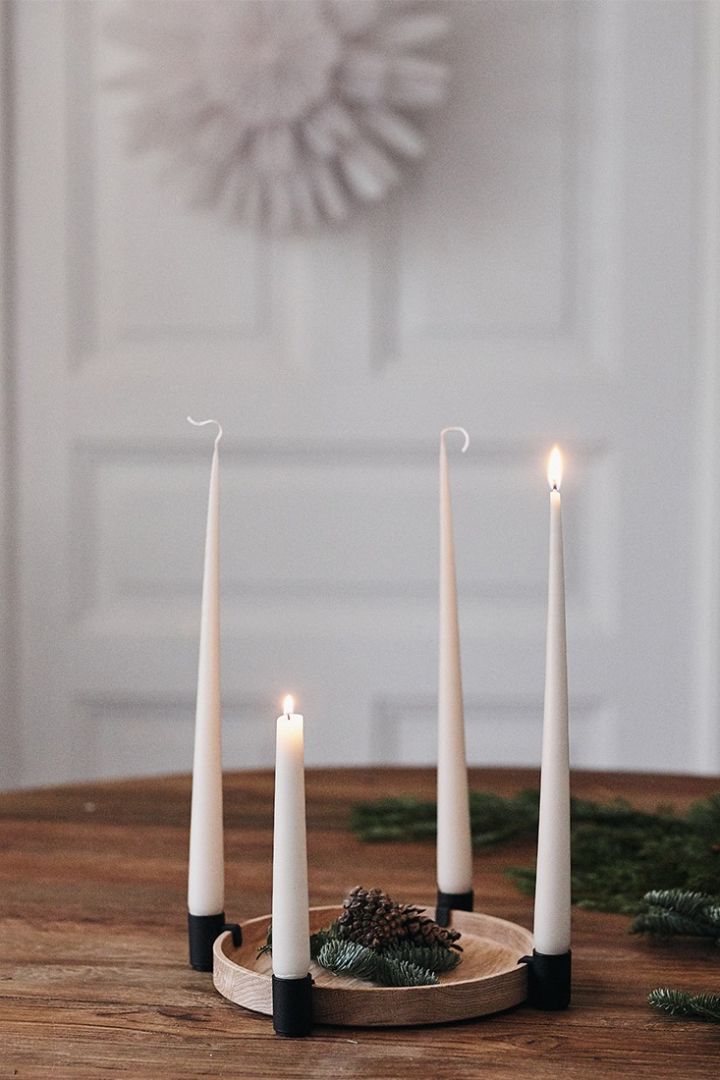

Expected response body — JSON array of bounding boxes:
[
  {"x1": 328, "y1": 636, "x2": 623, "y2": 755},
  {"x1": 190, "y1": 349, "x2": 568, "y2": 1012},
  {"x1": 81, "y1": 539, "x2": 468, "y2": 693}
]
[{"x1": 213, "y1": 906, "x2": 532, "y2": 1027}]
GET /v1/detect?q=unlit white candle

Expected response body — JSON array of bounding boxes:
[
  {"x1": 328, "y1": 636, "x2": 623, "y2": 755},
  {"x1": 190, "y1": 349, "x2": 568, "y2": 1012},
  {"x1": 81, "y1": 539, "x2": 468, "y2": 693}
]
[
  {"x1": 436, "y1": 427, "x2": 473, "y2": 896},
  {"x1": 187, "y1": 418, "x2": 225, "y2": 918},
  {"x1": 533, "y1": 447, "x2": 571, "y2": 954},
  {"x1": 272, "y1": 696, "x2": 311, "y2": 980}
]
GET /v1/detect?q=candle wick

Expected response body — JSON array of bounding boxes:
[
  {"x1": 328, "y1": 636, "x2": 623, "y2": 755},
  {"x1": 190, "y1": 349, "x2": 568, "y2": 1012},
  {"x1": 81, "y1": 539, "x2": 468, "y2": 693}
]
[
  {"x1": 440, "y1": 426, "x2": 470, "y2": 454},
  {"x1": 187, "y1": 416, "x2": 223, "y2": 450}
]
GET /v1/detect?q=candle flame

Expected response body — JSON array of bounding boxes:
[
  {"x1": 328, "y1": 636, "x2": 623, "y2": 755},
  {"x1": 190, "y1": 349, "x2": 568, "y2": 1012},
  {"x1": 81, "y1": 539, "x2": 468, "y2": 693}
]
[
  {"x1": 282, "y1": 694, "x2": 295, "y2": 716},
  {"x1": 547, "y1": 446, "x2": 563, "y2": 491}
]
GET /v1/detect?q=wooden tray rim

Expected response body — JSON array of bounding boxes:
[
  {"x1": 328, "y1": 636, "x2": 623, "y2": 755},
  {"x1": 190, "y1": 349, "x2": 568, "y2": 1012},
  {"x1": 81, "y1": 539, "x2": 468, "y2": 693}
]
[{"x1": 213, "y1": 905, "x2": 533, "y2": 1027}]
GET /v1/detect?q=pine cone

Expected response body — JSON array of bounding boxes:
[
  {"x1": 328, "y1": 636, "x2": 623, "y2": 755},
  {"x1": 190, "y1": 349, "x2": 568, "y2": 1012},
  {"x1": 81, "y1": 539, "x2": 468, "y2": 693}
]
[
  {"x1": 337, "y1": 887, "x2": 403, "y2": 950},
  {"x1": 337, "y1": 886, "x2": 462, "y2": 953},
  {"x1": 402, "y1": 909, "x2": 463, "y2": 952}
]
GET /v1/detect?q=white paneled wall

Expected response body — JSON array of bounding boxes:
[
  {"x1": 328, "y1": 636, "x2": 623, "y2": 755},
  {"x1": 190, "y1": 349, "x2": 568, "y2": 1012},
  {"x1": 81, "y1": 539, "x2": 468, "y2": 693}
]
[{"x1": 2, "y1": 0, "x2": 718, "y2": 788}]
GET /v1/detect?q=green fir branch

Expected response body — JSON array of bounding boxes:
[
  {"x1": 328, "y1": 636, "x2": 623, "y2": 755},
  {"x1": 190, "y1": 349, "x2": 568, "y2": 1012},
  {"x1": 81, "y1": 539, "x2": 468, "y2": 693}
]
[
  {"x1": 351, "y1": 788, "x2": 720, "y2": 915},
  {"x1": 685, "y1": 792, "x2": 720, "y2": 835},
  {"x1": 648, "y1": 988, "x2": 720, "y2": 1023},
  {"x1": 632, "y1": 889, "x2": 720, "y2": 941},
  {"x1": 310, "y1": 923, "x2": 341, "y2": 958},
  {"x1": 377, "y1": 955, "x2": 438, "y2": 987},
  {"x1": 686, "y1": 994, "x2": 720, "y2": 1022},
  {"x1": 258, "y1": 917, "x2": 458, "y2": 987},
  {"x1": 630, "y1": 892, "x2": 720, "y2": 1029},
  {"x1": 644, "y1": 889, "x2": 716, "y2": 918},
  {"x1": 348, "y1": 796, "x2": 438, "y2": 843},
  {"x1": 316, "y1": 937, "x2": 438, "y2": 987},
  {"x1": 349, "y1": 790, "x2": 540, "y2": 847},
  {"x1": 382, "y1": 941, "x2": 461, "y2": 973},
  {"x1": 316, "y1": 939, "x2": 382, "y2": 981},
  {"x1": 634, "y1": 911, "x2": 716, "y2": 938},
  {"x1": 257, "y1": 923, "x2": 272, "y2": 958}
]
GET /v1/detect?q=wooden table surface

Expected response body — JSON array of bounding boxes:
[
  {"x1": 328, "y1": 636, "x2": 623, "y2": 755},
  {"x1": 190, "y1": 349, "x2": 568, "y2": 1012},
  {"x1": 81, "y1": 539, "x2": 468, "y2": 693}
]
[{"x1": 0, "y1": 767, "x2": 718, "y2": 1079}]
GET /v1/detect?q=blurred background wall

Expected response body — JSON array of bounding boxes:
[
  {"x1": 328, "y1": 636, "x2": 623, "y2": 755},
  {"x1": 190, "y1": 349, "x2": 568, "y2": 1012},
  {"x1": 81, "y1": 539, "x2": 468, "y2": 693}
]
[{"x1": 1, "y1": 0, "x2": 719, "y2": 788}]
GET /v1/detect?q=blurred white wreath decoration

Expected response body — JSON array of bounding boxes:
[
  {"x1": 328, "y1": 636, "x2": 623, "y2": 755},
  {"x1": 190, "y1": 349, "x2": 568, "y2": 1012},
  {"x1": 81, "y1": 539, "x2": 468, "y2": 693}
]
[{"x1": 106, "y1": 0, "x2": 450, "y2": 232}]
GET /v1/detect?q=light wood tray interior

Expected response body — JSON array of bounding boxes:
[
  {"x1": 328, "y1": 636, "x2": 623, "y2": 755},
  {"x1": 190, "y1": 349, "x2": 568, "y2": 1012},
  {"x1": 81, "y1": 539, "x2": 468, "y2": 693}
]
[{"x1": 214, "y1": 906, "x2": 532, "y2": 1027}]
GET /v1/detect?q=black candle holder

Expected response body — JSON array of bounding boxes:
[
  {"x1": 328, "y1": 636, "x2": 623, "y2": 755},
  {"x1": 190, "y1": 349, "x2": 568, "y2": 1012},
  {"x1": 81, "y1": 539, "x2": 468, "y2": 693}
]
[
  {"x1": 520, "y1": 949, "x2": 571, "y2": 1010},
  {"x1": 188, "y1": 912, "x2": 241, "y2": 972},
  {"x1": 435, "y1": 887, "x2": 474, "y2": 927},
  {"x1": 272, "y1": 973, "x2": 313, "y2": 1037}
]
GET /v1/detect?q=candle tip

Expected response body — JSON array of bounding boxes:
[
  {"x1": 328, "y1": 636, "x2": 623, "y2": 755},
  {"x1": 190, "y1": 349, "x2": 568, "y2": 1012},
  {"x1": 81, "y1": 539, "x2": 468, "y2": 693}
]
[
  {"x1": 547, "y1": 446, "x2": 563, "y2": 491},
  {"x1": 440, "y1": 427, "x2": 470, "y2": 453},
  {"x1": 187, "y1": 417, "x2": 223, "y2": 448},
  {"x1": 282, "y1": 694, "x2": 295, "y2": 716}
]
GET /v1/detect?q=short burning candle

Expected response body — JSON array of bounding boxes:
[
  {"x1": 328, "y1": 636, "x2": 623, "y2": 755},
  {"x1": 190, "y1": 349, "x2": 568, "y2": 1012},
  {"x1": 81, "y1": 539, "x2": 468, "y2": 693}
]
[
  {"x1": 271, "y1": 695, "x2": 310, "y2": 979},
  {"x1": 271, "y1": 695, "x2": 312, "y2": 1037}
]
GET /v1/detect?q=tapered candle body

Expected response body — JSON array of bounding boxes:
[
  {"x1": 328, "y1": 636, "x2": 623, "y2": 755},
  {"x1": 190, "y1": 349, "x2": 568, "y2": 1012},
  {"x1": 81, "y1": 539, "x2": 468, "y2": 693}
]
[
  {"x1": 437, "y1": 432, "x2": 473, "y2": 896},
  {"x1": 272, "y1": 711, "x2": 311, "y2": 980},
  {"x1": 533, "y1": 484, "x2": 571, "y2": 955},
  {"x1": 187, "y1": 440, "x2": 224, "y2": 917}
]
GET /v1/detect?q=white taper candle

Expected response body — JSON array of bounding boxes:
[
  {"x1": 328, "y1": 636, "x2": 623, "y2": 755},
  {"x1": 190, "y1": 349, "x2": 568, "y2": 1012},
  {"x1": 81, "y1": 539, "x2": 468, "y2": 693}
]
[
  {"x1": 187, "y1": 418, "x2": 225, "y2": 918},
  {"x1": 533, "y1": 446, "x2": 571, "y2": 955},
  {"x1": 272, "y1": 696, "x2": 311, "y2": 980},
  {"x1": 437, "y1": 427, "x2": 473, "y2": 896}
]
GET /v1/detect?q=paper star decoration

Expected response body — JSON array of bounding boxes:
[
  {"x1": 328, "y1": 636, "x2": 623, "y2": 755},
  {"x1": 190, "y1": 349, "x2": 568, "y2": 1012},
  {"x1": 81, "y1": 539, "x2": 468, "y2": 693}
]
[{"x1": 106, "y1": 0, "x2": 450, "y2": 231}]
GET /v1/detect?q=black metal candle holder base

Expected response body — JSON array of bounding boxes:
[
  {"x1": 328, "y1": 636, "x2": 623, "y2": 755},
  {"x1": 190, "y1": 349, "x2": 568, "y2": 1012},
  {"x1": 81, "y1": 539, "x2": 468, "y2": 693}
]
[
  {"x1": 272, "y1": 973, "x2": 313, "y2": 1037},
  {"x1": 520, "y1": 949, "x2": 571, "y2": 1010},
  {"x1": 435, "y1": 887, "x2": 474, "y2": 927},
  {"x1": 188, "y1": 912, "x2": 241, "y2": 972}
]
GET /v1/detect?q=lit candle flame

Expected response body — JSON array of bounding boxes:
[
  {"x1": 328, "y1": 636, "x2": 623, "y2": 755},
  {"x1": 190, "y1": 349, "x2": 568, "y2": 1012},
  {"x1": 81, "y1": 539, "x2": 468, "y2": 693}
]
[
  {"x1": 282, "y1": 694, "x2": 295, "y2": 716},
  {"x1": 547, "y1": 446, "x2": 563, "y2": 491}
]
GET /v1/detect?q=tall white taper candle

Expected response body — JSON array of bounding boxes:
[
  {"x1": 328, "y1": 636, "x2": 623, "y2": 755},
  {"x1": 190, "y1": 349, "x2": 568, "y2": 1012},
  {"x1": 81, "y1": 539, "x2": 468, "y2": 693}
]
[
  {"x1": 187, "y1": 417, "x2": 224, "y2": 919},
  {"x1": 533, "y1": 446, "x2": 571, "y2": 955},
  {"x1": 437, "y1": 427, "x2": 473, "y2": 897},
  {"x1": 272, "y1": 696, "x2": 311, "y2": 980}
]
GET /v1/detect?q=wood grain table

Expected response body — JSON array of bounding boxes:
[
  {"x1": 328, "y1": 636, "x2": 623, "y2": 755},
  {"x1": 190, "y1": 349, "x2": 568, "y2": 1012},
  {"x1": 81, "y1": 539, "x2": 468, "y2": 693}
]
[{"x1": 0, "y1": 768, "x2": 718, "y2": 1079}]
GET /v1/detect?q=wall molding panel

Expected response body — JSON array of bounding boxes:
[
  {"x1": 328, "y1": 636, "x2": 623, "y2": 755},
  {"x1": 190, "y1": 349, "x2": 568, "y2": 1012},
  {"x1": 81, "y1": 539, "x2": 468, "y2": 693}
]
[{"x1": 373, "y1": 2, "x2": 625, "y2": 377}]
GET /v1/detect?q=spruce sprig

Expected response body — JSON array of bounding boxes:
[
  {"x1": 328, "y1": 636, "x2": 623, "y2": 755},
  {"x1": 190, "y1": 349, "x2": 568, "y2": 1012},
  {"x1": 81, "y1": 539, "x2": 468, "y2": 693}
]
[
  {"x1": 317, "y1": 939, "x2": 439, "y2": 987},
  {"x1": 349, "y1": 790, "x2": 540, "y2": 847},
  {"x1": 382, "y1": 940, "x2": 461, "y2": 973},
  {"x1": 310, "y1": 925, "x2": 340, "y2": 957},
  {"x1": 350, "y1": 789, "x2": 720, "y2": 916},
  {"x1": 630, "y1": 890, "x2": 720, "y2": 1027},
  {"x1": 631, "y1": 889, "x2": 720, "y2": 941},
  {"x1": 377, "y1": 955, "x2": 438, "y2": 987},
  {"x1": 258, "y1": 894, "x2": 463, "y2": 988},
  {"x1": 316, "y1": 938, "x2": 384, "y2": 981},
  {"x1": 259, "y1": 924, "x2": 449, "y2": 987},
  {"x1": 648, "y1": 988, "x2": 720, "y2": 1023}
]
